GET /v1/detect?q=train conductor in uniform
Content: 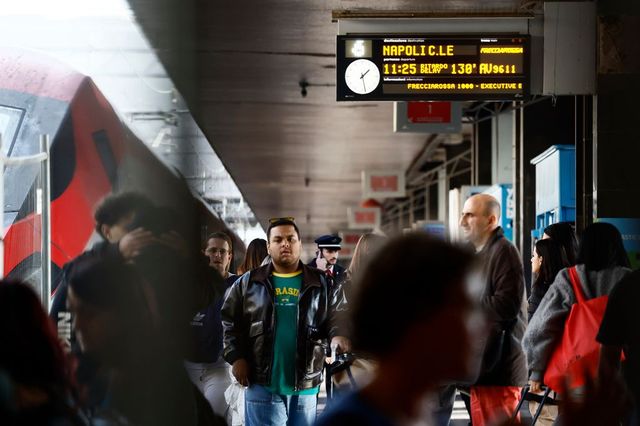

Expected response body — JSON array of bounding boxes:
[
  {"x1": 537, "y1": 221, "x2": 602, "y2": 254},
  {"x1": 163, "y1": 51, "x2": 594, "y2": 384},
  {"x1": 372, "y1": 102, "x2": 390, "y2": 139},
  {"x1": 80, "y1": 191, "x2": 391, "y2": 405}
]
[{"x1": 308, "y1": 234, "x2": 346, "y2": 285}]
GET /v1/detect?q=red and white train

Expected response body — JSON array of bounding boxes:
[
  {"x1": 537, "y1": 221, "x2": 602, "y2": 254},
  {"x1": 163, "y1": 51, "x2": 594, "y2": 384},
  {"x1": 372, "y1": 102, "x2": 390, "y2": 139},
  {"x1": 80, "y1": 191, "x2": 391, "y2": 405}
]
[{"x1": 0, "y1": 48, "x2": 242, "y2": 292}]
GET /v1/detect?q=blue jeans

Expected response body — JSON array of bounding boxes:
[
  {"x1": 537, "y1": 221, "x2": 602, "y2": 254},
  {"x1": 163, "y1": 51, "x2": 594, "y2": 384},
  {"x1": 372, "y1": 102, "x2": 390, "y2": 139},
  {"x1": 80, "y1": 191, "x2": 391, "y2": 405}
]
[{"x1": 245, "y1": 384, "x2": 317, "y2": 426}]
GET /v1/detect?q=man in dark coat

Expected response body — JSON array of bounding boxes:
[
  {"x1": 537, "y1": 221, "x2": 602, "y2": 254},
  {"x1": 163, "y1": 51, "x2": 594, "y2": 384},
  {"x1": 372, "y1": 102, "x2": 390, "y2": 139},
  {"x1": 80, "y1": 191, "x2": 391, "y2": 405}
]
[
  {"x1": 459, "y1": 194, "x2": 528, "y2": 425},
  {"x1": 307, "y1": 234, "x2": 346, "y2": 286}
]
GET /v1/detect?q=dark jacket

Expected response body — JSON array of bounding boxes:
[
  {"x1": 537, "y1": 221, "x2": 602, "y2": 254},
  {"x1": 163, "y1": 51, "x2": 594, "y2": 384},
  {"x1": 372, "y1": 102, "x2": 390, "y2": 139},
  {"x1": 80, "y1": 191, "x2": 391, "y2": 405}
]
[
  {"x1": 527, "y1": 279, "x2": 552, "y2": 321},
  {"x1": 187, "y1": 273, "x2": 239, "y2": 363},
  {"x1": 475, "y1": 227, "x2": 528, "y2": 386},
  {"x1": 308, "y1": 259, "x2": 347, "y2": 286},
  {"x1": 221, "y1": 261, "x2": 346, "y2": 391}
]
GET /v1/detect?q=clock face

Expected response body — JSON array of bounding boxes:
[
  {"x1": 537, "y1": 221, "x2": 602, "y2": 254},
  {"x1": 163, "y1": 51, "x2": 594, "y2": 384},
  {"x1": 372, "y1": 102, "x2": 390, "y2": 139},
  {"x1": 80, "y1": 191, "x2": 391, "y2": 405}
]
[{"x1": 344, "y1": 59, "x2": 381, "y2": 95}]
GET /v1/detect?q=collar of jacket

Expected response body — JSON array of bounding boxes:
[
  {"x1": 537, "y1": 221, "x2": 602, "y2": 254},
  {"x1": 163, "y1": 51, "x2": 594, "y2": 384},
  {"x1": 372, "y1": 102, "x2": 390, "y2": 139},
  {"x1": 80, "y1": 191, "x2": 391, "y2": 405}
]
[
  {"x1": 479, "y1": 226, "x2": 505, "y2": 255},
  {"x1": 251, "y1": 261, "x2": 323, "y2": 292}
]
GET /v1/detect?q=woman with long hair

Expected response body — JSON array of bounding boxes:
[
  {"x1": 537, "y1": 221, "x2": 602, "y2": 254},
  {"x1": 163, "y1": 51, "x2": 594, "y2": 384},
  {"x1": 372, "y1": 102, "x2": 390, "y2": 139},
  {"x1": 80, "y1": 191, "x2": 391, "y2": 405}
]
[
  {"x1": 528, "y1": 238, "x2": 570, "y2": 321},
  {"x1": 236, "y1": 238, "x2": 268, "y2": 275},
  {"x1": 0, "y1": 281, "x2": 85, "y2": 425},
  {"x1": 317, "y1": 234, "x2": 476, "y2": 426},
  {"x1": 346, "y1": 233, "x2": 387, "y2": 286}
]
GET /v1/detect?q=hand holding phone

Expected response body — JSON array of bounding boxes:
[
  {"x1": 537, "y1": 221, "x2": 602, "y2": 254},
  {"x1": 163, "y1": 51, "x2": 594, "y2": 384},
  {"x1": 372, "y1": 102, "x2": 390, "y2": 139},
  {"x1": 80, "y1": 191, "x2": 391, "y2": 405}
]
[{"x1": 315, "y1": 250, "x2": 327, "y2": 270}]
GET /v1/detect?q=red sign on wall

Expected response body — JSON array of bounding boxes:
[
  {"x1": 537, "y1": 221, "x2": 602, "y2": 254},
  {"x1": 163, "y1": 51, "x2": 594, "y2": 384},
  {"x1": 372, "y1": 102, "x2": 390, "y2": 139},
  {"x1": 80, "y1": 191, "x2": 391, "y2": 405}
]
[
  {"x1": 370, "y1": 175, "x2": 399, "y2": 192},
  {"x1": 354, "y1": 211, "x2": 376, "y2": 224},
  {"x1": 362, "y1": 170, "x2": 405, "y2": 199},
  {"x1": 407, "y1": 101, "x2": 452, "y2": 123},
  {"x1": 348, "y1": 207, "x2": 381, "y2": 230}
]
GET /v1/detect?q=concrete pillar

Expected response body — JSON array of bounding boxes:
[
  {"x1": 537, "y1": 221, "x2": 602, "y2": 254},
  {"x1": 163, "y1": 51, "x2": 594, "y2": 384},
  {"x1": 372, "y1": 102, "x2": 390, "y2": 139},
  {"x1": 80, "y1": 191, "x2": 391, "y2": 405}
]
[{"x1": 594, "y1": 2, "x2": 640, "y2": 218}]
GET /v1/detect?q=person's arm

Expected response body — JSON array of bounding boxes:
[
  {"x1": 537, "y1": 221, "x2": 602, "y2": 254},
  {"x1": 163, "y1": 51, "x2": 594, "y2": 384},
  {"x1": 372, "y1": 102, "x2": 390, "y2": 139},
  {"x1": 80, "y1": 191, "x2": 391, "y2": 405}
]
[
  {"x1": 523, "y1": 268, "x2": 574, "y2": 381},
  {"x1": 481, "y1": 244, "x2": 525, "y2": 323},
  {"x1": 221, "y1": 275, "x2": 249, "y2": 383}
]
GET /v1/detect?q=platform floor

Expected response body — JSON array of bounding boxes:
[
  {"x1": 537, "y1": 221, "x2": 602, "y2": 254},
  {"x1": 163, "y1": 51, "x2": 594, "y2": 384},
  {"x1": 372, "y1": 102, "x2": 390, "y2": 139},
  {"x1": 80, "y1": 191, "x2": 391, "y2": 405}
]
[{"x1": 317, "y1": 384, "x2": 471, "y2": 424}]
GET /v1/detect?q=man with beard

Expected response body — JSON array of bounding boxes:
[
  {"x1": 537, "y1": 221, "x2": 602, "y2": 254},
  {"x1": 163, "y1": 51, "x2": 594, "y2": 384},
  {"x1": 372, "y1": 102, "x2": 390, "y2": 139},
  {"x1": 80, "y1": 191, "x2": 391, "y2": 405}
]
[{"x1": 308, "y1": 234, "x2": 346, "y2": 286}]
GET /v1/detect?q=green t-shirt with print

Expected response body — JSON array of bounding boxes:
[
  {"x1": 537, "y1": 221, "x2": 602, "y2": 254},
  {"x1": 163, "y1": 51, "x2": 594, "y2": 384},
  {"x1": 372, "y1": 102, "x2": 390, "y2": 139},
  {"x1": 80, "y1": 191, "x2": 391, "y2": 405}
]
[{"x1": 266, "y1": 271, "x2": 318, "y2": 396}]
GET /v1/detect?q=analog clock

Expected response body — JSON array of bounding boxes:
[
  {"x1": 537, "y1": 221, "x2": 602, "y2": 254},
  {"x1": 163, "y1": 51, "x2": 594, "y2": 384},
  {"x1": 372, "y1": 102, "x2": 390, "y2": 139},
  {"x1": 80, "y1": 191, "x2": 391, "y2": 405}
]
[{"x1": 344, "y1": 59, "x2": 380, "y2": 95}]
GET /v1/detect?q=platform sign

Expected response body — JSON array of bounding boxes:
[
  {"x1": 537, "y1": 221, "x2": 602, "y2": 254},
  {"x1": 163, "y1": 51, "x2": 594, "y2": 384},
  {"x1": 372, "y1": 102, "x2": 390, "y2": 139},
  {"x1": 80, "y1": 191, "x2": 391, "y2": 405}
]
[
  {"x1": 362, "y1": 170, "x2": 406, "y2": 199},
  {"x1": 394, "y1": 101, "x2": 462, "y2": 133},
  {"x1": 348, "y1": 207, "x2": 381, "y2": 230},
  {"x1": 337, "y1": 35, "x2": 529, "y2": 101}
]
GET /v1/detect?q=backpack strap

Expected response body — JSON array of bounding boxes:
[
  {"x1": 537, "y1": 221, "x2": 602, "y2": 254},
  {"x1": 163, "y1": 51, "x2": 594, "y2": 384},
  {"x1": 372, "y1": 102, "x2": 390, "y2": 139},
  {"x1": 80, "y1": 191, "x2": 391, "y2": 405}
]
[{"x1": 568, "y1": 266, "x2": 587, "y2": 305}]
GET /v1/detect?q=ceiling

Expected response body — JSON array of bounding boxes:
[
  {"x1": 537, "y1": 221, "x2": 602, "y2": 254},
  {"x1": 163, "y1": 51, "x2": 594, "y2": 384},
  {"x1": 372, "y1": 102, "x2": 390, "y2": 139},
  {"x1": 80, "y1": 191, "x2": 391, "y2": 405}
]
[{"x1": 127, "y1": 0, "x2": 527, "y2": 241}]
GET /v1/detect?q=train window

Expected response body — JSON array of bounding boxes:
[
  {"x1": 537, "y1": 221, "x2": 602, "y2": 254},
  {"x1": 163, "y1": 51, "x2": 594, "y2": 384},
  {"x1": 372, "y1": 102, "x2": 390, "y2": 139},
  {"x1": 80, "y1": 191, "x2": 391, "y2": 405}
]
[
  {"x1": 92, "y1": 130, "x2": 118, "y2": 185},
  {"x1": 0, "y1": 105, "x2": 25, "y2": 157}
]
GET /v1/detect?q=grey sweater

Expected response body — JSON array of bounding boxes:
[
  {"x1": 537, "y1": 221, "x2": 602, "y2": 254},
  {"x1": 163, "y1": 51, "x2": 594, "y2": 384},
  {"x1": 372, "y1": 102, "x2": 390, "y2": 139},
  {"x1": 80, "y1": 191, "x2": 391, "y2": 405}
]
[{"x1": 523, "y1": 264, "x2": 630, "y2": 381}]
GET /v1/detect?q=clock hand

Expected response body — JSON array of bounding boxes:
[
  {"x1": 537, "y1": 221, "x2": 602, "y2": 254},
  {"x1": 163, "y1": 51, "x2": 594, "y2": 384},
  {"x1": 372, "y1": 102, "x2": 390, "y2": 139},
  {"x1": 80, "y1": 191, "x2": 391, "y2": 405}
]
[
  {"x1": 361, "y1": 69, "x2": 370, "y2": 79},
  {"x1": 362, "y1": 79, "x2": 367, "y2": 92}
]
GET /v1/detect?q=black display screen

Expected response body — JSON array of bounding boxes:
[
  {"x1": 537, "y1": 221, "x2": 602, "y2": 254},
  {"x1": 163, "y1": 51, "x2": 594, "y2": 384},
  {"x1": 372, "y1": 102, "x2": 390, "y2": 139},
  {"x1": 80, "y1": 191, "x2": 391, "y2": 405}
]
[{"x1": 336, "y1": 34, "x2": 530, "y2": 101}]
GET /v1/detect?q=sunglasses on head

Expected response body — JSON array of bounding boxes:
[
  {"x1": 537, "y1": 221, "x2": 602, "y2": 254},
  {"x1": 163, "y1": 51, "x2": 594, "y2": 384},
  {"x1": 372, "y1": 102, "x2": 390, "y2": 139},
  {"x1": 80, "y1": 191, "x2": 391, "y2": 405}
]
[{"x1": 269, "y1": 216, "x2": 295, "y2": 224}]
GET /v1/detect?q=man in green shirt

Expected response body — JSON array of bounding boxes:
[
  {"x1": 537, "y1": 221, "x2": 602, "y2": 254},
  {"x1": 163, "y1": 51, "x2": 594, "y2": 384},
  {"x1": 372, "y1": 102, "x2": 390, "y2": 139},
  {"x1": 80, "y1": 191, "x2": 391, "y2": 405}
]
[{"x1": 222, "y1": 217, "x2": 350, "y2": 425}]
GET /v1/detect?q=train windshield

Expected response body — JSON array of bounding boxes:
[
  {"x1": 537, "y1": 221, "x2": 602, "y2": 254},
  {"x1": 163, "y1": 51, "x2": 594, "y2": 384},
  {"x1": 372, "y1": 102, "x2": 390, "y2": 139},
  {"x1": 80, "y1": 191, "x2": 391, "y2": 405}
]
[{"x1": 0, "y1": 105, "x2": 24, "y2": 156}]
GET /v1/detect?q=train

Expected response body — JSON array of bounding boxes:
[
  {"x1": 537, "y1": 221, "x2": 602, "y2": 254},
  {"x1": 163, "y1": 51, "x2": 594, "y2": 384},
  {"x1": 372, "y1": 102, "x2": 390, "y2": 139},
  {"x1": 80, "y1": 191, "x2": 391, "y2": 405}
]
[{"x1": 0, "y1": 48, "x2": 244, "y2": 294}]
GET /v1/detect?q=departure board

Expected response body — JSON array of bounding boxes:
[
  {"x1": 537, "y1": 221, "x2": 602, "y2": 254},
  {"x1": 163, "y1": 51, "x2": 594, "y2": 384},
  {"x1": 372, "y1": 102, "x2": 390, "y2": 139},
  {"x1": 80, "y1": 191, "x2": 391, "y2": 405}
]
[{"x1": 336, "y1": 35, "x2": 529, "y2": 101}]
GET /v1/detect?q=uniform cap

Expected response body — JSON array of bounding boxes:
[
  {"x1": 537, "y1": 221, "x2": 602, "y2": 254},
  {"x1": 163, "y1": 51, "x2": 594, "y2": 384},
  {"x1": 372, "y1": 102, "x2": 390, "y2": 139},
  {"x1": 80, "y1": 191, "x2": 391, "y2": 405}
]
[{"x1": 315, "y1": 234, "x2": 342, "y2": 249}]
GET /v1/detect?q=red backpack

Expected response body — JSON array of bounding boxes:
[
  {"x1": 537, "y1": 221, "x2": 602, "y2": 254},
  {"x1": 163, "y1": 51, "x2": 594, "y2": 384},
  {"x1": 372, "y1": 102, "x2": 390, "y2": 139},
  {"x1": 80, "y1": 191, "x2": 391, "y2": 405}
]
[{"x1": 543, "y1": 267, "x2": 613, "y2": 393}]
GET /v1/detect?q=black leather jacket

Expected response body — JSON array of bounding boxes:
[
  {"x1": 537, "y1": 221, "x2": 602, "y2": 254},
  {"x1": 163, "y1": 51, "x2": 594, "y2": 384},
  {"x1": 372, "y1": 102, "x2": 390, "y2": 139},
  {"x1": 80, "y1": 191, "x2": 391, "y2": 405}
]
[{"x1": 221, "y1": 262, "x2": 346, "y2": 391}]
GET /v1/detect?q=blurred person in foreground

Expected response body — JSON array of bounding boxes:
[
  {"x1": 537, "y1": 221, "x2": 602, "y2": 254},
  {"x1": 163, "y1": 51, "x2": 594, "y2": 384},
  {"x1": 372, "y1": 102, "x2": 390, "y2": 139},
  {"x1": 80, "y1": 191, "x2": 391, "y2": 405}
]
[
  {"x1": 597, "y1": 268, "x2": 640, "y2": 425},
  {"x1": 459, "y1": 194, "x2": 528, "y2": 426},
  {"x1": 50, "y1": 191, "x2": 155, "y2": 352},
  {"x1": 237, "y1": 238, "x2": 268, "y2": 275},
  {"x1": 222, "y1": 217, "x2": 350, "y2": 425},
  {"x1": 316, "y1": 233, "x2": 479, "y2": 426},
  {"x1": 67, "y1": 258, "x2": 220, "y2": 426},
  {"x1": 0, "y1": 281, "x2": 86, "y2": 426}
]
